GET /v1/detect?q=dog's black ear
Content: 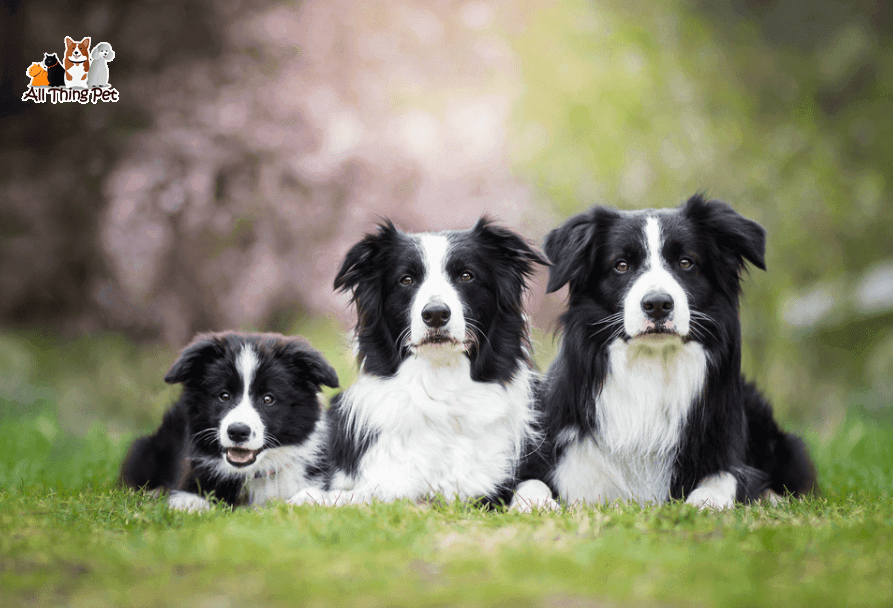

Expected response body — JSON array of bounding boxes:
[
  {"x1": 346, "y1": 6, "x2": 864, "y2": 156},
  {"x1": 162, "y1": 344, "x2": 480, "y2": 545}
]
[
  {"x1": 682, "y1": 194, "x2": 766, "y2": 272},
  {"x1": 333, "y1": 220, "x2": 399, "y2": 294},
  {"x1": 164, "y1": 334, "x2": 227, "y2": 385},
  {"x1": 286, "y1": 341, "x2": 340, "y2": 390},
  {"x1": 472, "y1": 216, "x2": 548, "y2": 279},
  {"x1": 544, "y1": 207, "x2": 616, "y2": 294}
]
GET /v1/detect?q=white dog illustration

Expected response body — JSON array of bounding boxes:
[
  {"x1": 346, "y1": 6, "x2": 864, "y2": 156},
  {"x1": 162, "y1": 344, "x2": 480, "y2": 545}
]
[{"x1": 87, "y1": 42, "x2": 115, "y2": 88}]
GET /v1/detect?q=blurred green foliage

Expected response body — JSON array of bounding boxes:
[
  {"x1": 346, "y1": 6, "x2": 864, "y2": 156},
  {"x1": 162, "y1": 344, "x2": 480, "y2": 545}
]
[{"x1": 507, "y1": 0, "x2": 893, "y2": 423}]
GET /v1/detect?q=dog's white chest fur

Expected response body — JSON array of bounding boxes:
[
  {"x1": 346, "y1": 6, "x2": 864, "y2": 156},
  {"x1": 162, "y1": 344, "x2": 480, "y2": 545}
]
[
  {"x1": 335, "y1": 353, "x2": 536, "y2": 501},
  {"x1": 66, "y1": 64, "x2": 87, "y2": 86},
  {"x1": 242, "y1": 428, "x2": 326, "y2": 506},
  {"x1": 552, "y1": 338, "x2": 707, "y2": 504}
]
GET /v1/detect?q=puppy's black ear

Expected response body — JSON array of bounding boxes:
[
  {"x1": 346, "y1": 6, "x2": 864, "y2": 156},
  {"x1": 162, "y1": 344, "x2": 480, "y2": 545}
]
[
  {"x1": 333, "y1": 220, "x2": 399, "y2": 294},
  {"x1": 544, "y1": 207, "x2": 616, "y2": 294},
  {"x1": 164, "y1": 334, "x2": 227, "y2": 385},
  {"x1": 287, "y1": 341, "x2": 340, "y2": 390},
  {"x1": 472, "y1": 216, "x2": 548, "y2": 279},
  {"x1": 682, "y1": 194, "x2": 766, "y2": 272}
]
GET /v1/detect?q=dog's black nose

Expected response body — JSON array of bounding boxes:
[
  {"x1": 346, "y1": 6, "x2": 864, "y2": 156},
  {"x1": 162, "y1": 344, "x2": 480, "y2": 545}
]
[
  {"x1": 641, "y1": 292, "x2": 674, "y2": 320},
  {"x1": 422, "y1": 302, "x2": 451, "y2": 328},
  {"x1": 227, "y1": 423, "x2": 252, "y2": 443}
]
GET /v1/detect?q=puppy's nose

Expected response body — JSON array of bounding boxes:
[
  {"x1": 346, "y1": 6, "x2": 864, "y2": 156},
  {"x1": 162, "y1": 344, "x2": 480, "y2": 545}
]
[
  {"x1": 227, "y1": 423, "x2": 251, "y2": 443},
  {"x1": 422, "y1": 302, "x2": 451, "y2": 328},
  {"x1": 641, "y1": 292, "x2": 674, "y2": 321}
]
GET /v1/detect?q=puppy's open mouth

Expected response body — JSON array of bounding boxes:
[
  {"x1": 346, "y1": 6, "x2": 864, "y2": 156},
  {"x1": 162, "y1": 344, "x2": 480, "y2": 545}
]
[{"x1": 225, "y1": 447, "x2": 261, "y2": 467}]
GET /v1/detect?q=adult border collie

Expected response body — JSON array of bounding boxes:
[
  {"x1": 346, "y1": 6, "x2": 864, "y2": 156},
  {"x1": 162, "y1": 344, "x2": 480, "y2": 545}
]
[
  {"x1": 539, "y1": 194, "x2": 816, "y2": 508},
  {"x1": 121, "y1": 332, "x2": 339, "y2": 511},
  {"x1": 289, "y1": 218, "x2": 554, "y2": 509}
]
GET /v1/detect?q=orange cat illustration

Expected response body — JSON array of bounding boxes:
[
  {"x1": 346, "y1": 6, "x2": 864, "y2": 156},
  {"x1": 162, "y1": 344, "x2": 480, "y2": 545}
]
[{"x1": 27, "y1": 62, "x2": 49, "y2": 87}]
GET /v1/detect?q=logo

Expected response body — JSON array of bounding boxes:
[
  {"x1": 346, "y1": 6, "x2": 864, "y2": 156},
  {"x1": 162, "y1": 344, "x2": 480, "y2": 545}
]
[{"x1": 22, "y1": 36, "x2": 118, "y2": 105}]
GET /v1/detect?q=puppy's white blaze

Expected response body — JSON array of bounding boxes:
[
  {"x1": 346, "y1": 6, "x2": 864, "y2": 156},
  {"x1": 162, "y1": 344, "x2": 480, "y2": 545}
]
[
  {"x1": 329, "y1": 355, "x2": 537, "y2": 503},
  {"x1": 685, "y1": 471, "x2": 737, "y2": 510},
  {"x1": 411, "y1": 234, "x2": 466, "y2": 349},
  {"x1": 623, "y1": 216, "x2": 691, "y2": 337},
  {"x1": 219, "y1": 345, "x2": 265, "y2": 452},
  {"x1": 551, "y1": 338, "x2": 708, "y2": 505}
]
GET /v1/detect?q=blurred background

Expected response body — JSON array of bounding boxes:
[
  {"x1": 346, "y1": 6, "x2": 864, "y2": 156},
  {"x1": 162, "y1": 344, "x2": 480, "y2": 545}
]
[{"x1": 1, "y1": 0, "x2": 892, "y2": 440}]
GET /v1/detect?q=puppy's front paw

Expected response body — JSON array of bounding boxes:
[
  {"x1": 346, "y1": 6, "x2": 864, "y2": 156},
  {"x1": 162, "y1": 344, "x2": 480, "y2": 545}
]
[
  {"x1": 168, "y1": 491, "x2": 211, "y2": 513},
  {"x1": 509, "y1": 479, "x2": 561, "y2": 513}
]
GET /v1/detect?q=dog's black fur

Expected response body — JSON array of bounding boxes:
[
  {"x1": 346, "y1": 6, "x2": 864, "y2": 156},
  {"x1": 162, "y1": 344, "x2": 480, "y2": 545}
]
[
  {"x1": 43, "y1": 53, "x2": 64, "y2": 87},
  {"x1": 536, "y1": 195, "x2": 816, "y2": 504},
  {"x1": 121, "y1": 332, "x2": 338, "y2": 507}
]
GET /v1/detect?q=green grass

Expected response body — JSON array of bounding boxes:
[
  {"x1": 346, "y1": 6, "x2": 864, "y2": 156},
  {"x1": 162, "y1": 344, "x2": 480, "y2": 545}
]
[{"x1": 1, "y1": 330, "x2": 892, "y2": 607}]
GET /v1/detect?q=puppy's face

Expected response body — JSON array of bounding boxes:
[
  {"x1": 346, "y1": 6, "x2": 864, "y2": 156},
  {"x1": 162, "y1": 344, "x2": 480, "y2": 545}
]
[
  {"x1": 545, "y1": 195, "x2": 765, "y2": 346},
  {"x1": 165, "y1": 333, "x2": 338, "y2": 475}
]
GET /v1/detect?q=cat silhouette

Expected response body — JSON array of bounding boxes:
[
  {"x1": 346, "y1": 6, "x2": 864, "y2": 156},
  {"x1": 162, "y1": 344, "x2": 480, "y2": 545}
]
[{"x1": 44, "y1": 53, "x2": 65, "y2": 87}]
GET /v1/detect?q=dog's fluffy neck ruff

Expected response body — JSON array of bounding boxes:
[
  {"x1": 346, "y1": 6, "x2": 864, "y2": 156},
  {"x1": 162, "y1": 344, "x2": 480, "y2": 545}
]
[
  {"x1": 192, "y1": 423, "x2": 326, "y2": 506},
  {"x1": 340, "y1": 348, "x2": 537, "y2": 501},
  {"x1": 553, "y1": 335, "x2": 708, "y2": 505}
]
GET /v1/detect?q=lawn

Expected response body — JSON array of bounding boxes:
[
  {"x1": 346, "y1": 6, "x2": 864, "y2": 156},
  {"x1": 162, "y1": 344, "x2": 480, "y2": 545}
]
[{"x1": 1, "y1": 329, "x2": 891, "y2": 607}]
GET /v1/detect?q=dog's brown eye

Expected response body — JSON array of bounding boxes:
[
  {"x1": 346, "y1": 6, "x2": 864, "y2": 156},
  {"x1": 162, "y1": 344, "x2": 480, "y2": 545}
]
[
  {"x1": 679, "y1": 258, "x2": 693, "y2": 270},
  {"x1": 459, "y1": 271, "x2": 474, "y2": 282},
  {"x1": 263, "y1": 394, "x2": 275, "y2": 405},
  {"x1": 219, "y1": 392, "x2": 231, "y2": 402},
  {"x1": 614, "y1": 260, "x2": 629, "y2": 273},
  {"x1": 399, "y1": 275, "x2": 414, "y2": 286}
]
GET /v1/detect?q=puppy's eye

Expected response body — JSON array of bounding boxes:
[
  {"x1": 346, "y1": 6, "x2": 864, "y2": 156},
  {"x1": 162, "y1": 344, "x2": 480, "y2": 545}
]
[
  {"x1": 219, "y1": 392, "x2": 231, "y2": 402},
  {"x1": 459, "y1": 271, "x2": 474, "y2": 282},
  {"x1": 263, "y1": 394, "x2": 275, "y2": 405},
  {"x1": 399, "y1": 275, "x2": 414, "y2": 286},
  {"x1": 679, "y1": 257, "x2": 693, "y2": 270},
  {"x1": 614, "y1": 260, "x2": 629, "y2": 273}
]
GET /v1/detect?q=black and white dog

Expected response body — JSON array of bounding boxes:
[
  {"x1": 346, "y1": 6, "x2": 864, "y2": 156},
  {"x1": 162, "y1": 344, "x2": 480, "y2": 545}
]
[
  {"x1": 289, "y1": 218, "x2": 554, "y2": 508},
  {"x1": 538, "y1": 195, "x2": 816, "y2": 508},
  {"x1": 121, "y1": 332, "x2": 339, "y2": 511}
]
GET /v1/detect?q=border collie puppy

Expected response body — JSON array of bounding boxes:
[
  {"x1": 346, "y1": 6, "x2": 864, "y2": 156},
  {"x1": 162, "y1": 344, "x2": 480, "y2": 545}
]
[
  {"x1": 288, "y1": 218, "x2": 553, "y2": 509},
  {"x1": 121, "y1": 332, "x2": 339, "y2": 512},
  {"x1": 539, "y1": 195, "x2": 816, "y2": 509}
]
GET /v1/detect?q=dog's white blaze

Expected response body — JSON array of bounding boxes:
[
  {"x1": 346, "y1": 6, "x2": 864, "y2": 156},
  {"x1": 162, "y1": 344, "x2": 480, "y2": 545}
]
[
  {"x1": 551, "y1": 338, "x2": 708, "y2": 505},
  {"x1": 685, "y1": 471, "x2": 737, "y2": 510},
  {"x1": 623, "y1": 216, "x2": 691, "y2": 337},
  {"x1": 410, "y1": 234, "x2": 466, "y2": 349},
  {"x1": 219, "y1": 345, "x2": 265, "y2": 452},
  {"x1": 295, "y1": 356, "x2": 537, "y2": 505}
]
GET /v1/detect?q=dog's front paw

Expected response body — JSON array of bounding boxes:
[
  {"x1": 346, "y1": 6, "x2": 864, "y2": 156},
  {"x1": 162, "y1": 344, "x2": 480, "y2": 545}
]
[
  {"x1": 288, "y1": 488, "x2": 369, "y2": 507},
  {"x1": 685, "y1": 472, "x2": 737, "y2": 510},
  {"x1": 288, "y1": 487, "x2": 325, "y2": 506},
  {"x1": 168, "y1": 491, "x2": 212, "y2": 513},
  {"x1": 509, "y1": 479, "x2": 561, "y2": 513}
]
